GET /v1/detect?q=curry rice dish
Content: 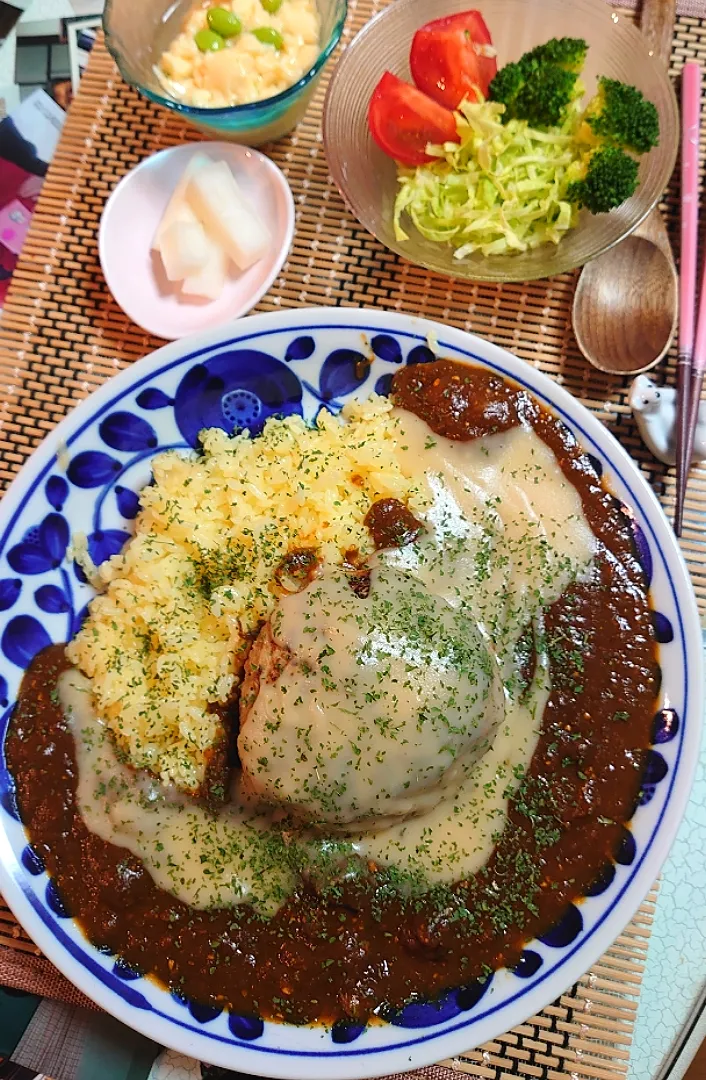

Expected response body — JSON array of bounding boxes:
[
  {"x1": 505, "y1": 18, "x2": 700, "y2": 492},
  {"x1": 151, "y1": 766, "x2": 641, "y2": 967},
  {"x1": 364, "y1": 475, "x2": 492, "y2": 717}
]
[{"x1": 7, "y1": 358, "x2": 659, "y2": 1026}]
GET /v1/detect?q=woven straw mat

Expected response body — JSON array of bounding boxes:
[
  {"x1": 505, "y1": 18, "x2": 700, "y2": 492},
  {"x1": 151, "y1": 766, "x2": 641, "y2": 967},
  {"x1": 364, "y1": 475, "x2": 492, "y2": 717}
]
[{"x1": 0, "y1": 3, "x2": 703, "y2": 1080}]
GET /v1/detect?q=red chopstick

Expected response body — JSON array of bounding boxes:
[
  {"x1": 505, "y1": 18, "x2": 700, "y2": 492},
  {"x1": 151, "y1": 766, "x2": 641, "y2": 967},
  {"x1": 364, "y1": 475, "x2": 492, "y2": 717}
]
[
  {"x1": 682, "y1": 249, "x2": 706, "y2": 533},
  {"x1": 675, "y1": 62, "x2": 703, "y2": 536}
]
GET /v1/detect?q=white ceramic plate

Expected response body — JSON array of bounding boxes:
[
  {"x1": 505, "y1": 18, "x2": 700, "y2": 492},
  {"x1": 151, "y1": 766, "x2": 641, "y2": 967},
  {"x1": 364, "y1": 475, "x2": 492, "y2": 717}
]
[
  {"x1": 99, "y1": 143, "x2": 295, "y2": 340},
  {"x1": 0, "y1": 308, "x2": 701, "y2": 1078}
]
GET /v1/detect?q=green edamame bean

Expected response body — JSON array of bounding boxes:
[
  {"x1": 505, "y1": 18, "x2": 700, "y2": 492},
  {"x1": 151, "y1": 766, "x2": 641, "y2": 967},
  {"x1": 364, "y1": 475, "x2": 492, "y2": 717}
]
[
  {"x1": 260, "y1": 0, "x2": 283, "y2": 13},
  {"x1": 194, "y1": 27, "x2": 225, "y2": 51},
  {"x1": 252, "y1": 25, "x2": 284, "y2": 49},
  {"x1": 207, "y1": 7, "x2": 242, "y2": 38}
]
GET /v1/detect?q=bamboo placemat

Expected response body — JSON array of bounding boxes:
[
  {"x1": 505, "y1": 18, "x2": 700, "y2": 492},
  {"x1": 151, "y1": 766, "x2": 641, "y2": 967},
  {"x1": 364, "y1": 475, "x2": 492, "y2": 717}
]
[
  {"x1": 0, "y1": 2, "x2": 702, "y2": 1078},
  {"x1": 0, "y1": 8, "x2": 703, "y2": 607}
]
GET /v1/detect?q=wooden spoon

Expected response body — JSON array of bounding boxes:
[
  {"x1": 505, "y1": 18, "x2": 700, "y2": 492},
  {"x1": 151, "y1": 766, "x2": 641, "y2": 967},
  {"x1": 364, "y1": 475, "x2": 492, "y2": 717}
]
[{"x1": 571, "y1": 0, "x2": 678, "y2": 375}]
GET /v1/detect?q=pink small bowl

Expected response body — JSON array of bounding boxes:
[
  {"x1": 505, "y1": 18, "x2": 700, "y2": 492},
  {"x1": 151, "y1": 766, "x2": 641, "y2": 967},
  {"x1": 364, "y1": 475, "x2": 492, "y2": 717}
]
[{"x1": 99, "y1": 142, "x2": 295, "y2": 340}]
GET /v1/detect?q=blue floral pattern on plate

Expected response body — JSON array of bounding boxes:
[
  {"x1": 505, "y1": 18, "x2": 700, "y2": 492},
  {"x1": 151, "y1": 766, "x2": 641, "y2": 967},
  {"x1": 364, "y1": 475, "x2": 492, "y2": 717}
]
[{"x1": 0, "y1": 311, "x2": 697, "y2": 1076}]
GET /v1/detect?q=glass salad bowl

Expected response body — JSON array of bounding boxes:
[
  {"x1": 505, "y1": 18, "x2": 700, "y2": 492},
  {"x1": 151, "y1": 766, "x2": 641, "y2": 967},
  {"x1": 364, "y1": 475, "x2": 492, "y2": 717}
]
[
  {"x1": 322, "y1": 0, "x2": 679, "y2": 283},
  {"x1": 104, "y1": 0, "x2": 347, "y2": 145}
]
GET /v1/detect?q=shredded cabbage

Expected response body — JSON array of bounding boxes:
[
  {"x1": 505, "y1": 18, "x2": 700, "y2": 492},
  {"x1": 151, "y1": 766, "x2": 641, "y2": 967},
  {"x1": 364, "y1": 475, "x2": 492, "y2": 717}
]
[{"x1": 393, "y1": 99, "x2": 582, "y2": 258}]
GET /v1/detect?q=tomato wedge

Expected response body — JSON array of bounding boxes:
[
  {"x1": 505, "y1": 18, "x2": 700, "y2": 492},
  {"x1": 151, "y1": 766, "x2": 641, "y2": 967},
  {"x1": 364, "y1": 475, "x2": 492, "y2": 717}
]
[
  {"x1": 368, "y1": 72, "x2": 459, "y2": 167},
  {"x1": 410, "y1": 11, "x2": 498, "y2": 110}
]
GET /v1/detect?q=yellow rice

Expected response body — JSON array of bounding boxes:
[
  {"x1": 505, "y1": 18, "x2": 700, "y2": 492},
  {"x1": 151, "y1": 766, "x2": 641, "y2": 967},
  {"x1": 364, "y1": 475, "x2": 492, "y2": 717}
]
[{"x1": 66, "y1": 396, "x2": 423, "y2": 793}]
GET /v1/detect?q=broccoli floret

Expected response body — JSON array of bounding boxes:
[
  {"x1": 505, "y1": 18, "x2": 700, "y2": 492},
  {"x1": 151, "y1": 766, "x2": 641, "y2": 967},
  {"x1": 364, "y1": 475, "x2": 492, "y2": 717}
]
[
  {"x1": 511, "y1": 66, "x2": 582, "y2": 128},
  {"x1": 489, "y1": 61, "x2": 581, "y2": 128},
  {"x1": 487, "y1": 62, "x2": 525, "y2": 110},
  {"x1": 521, "y1": 37, "x2": 588, "y2": 73},
  {"x1": 488, "y1": 36, "x2": 587, "y2": 129},
  {"x1": 565, "y1": 146, "x2": 639, "y2": 214},
  {"x1": 581, "y1": 77, "x2": 659, "y2": 154}
]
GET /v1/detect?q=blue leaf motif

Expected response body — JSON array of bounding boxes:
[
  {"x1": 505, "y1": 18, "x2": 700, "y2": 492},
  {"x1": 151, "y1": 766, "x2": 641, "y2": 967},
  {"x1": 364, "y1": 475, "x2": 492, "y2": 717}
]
[
  {"x1": 228, "y1": 1013, "x2": 265, "y2": 1040},
  {"x1": 136, "y1": 388, "x2": 172, "y2": 410},
  {"x1": 383, "y1": 975, "x2": 491, "y2": 1029},
  {"x1": 584, "y1": 862, "x2": 616, "y2": 897},
  {"x1": 115, "y1": 486, "x2": 140, "y2": 520},
  {"x1": 0, "y1": 578, "x2": 21, "y2": 611},
  {"x1": 2, "y1": 615, "x2": 51, "y2": 668},
  {"x1": 46, "y1": 880, "x2": 70, "y2": 917},
  {"x1": 512, "y1": 951, "x2": 543, "y2": 979},
  {"x1": 22, "y1": 845, "x2": 45, "y2": 875},
  {"x1": 371, "y1": 334, "x2": 402, "y2": 363},
  {"x1": 382, "y1": 993, "x2": 460, "y2": 1028},
  {"x1": 628, "y1": 516, "x2": 653, "y2": 585},
  {"x1": 586, "y1": 453, "x2": 603, "y2": 479},
  {"x1": 456, "y1": 976, "x2": 492, "y2": 1011},
  {"x1": 540, "y1": 904, "x2": 583, "y2": 947},
  {"x1": 34, "y1": 584, "x2": 70, "y2": 614},
  {"x1": 1, "y1": 786, "x2": 20, "y2": 821},
  {"x1": 72, "y1": 603, "x2": 90, "y2": 636},
  {"x1": 87, "y1": 529, "x2": 130, "y2": 567},
  {"x1": 99, "y1": 411, "x2": 157, "y2": 453},
  {"x1": 319, "y1": 350, "x2": 370, "y2": 400},
  {"x1": 113, "y1": 959, "x2": 143, "y2": 981},
  {"x1": 616, "y1": 827, "x2": 636, "y2": 864},
  {"x1": 331, "y1": 1021, "x2": 366, "y2": 1043},
  {"x1": 374, "y1": 373, "x2": 394, "y2": 397},
  {"x1": 39, "y1": 513, "x2": 69, "y2": 565},
  {"x1": 45, "y1": 475, "x2": 69, "y2": 510},
  {"x1": 643, "y1": 748, "x2": 668, "y2": 785},
  {"x1": 407, "y1": 345, "x2": 436, "y2": 366},
  {"x1": 7, "y1": 543, "x2": 53, "y2": 575},
  {"x1": 0, "y1": 675, "x2": 7, "y2": 707},
  {"x1": 285, "y1": 335, "x2": 315, "y2": 362},
  {"x1": 652, "y1": 707, "x2": 679, "y2": 744},
  {"x1": 652, "y1": 611, "x2": 674, "y2": 644},
  {"x1": 188, "y1": 1001, "x2": 222, "y2": 1023},
  {"x1": 67, "y1": 451, "x2": 121, "y2": 489}
]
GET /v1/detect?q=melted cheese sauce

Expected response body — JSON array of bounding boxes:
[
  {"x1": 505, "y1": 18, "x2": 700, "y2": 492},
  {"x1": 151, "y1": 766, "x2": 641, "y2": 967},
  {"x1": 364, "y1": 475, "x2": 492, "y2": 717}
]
[
  {"x1": 238, "y1": 566, "x2": 505, "y2": 828},
  {"x1": 384, "y1": 410, "x2": 596, "y2": 660},
  {"x1": 63, "y1": 668, "x2": 296, "y2": 915},
  {"x1": 64, "y1": 415, "x2": 596, "y2": 914}
]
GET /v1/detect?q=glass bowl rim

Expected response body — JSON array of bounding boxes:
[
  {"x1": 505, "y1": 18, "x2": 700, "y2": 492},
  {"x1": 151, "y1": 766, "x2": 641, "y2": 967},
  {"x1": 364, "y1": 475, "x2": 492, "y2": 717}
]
[
  {"x1": 321, "y1": 0, "x2": 680, "y2": 283},
  {"x1": 102, "y1": 0, "x2": 348, "y2": 118}
]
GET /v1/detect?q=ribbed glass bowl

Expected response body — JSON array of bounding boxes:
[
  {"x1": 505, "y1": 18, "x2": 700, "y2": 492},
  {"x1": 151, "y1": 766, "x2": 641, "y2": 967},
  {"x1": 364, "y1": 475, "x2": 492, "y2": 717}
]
[
  {"x1": 104, "y1": 0, "x2": 347, "y2": 145},
  {"x1": 322, "y1": 0, "x2": 678, "y2": 282}
]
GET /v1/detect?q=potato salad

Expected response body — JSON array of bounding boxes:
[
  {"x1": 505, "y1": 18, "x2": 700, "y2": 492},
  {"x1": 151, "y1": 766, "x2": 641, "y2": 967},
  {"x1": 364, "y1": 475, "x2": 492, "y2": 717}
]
[{"x1": 158, "y1": 0, "x2": 321, "y2": 108}]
